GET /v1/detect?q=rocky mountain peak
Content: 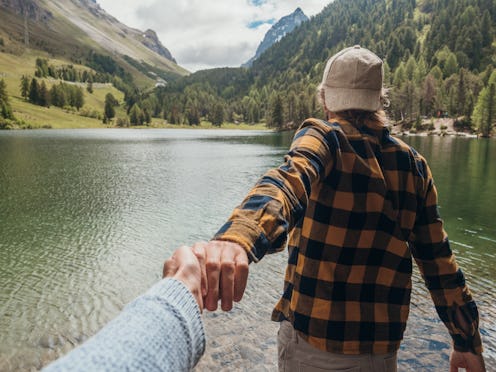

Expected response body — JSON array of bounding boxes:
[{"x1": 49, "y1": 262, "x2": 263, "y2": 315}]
[
  {"x1": 243, "y1": 7, "x2": 308, "y2": 67},
  {"x1": 142, "y1": 29, "x2": 176, "y2": 63}
]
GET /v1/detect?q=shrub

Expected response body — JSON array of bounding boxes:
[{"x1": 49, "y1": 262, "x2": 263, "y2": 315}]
[
  {"x1": 414, "y1": 116, "x2": 423, "y2": 131},
  {"x1": 0, "y1": 117, "x2": 14, "y2": 129},
  {"x1": 454, "y1": 117, "x2": 473, "y2": 132},
  {"x1": 116, "y1": 116, "x2": 130, "y2": 127},
  {"x1": 428, "y1": 120, "x2": 435, "y2": 131},
  {"x1": 79, "y1": 107, "x2": 101, "y2": 119}
]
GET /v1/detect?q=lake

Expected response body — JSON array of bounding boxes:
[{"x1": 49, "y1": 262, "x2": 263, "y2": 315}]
[{"x1": 0, "y1": 129, "x2": 494, "y2": 371}]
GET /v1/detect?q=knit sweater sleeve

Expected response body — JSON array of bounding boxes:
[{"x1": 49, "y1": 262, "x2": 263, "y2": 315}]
[{"x1": 43, "y1": 278, "x2": 205, "y2": 372}]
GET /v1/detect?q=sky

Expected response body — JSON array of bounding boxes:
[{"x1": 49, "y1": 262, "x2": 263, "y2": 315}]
[{"x1": 96, "y1": 0, "x2": 330, "y2": 72}]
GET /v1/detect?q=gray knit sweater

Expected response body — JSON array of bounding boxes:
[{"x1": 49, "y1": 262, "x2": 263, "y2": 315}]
[{"x1": 43, "y1": 279, "x2": 205, "y2": 372}]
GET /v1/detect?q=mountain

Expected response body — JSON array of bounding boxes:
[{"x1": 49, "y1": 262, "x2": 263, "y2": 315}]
[
  {"x1": 243, "y1": 7, "x2": 308, "y2": 68},
  {"x1": 157, "y1": 0, "x2": 496, "y2": 134},
  {"x1": 0, "y1": 0, "x2": 187, "y2": 85}
]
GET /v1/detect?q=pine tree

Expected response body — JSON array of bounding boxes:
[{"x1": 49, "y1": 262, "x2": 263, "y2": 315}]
[
  {"x1": 39, "y1": 81, "x2": 50, "y2": 107},
  {"x1": 472, "y1": 71, "x2": 496, "y2": 137},
  {"x1": 210, "y1": 102, "x2": 224, "y2": 126},
  {"x1": 186, "y1": 100, "x2": 200, "y2": 125},
  {"x1": 269, "y1": 94, "x2": 284, "y2": 129},
  {"x1": 20, "y1": 75, "x2": 29, "y2": 100},
  {"x1": 0, "y1": 79, "x2": 15, "y2": 120},
  {"x1": 443, "y1": 53, "x2": 458, "y2": 78},
  {"x1": 129, "y1": 103, "x2": 144, "y2": 125},
  {"x1": 143, "y1": 108, "x2": 151, "y2": 125},
  {"x1": 104, "y1": 100, "x2": 115, "y2": 122},
  {"x1": 456, "y1": 69, "x2": 467, "y2": 117},
  {"x1": 28, "y1": 78, "x2": 39, "y2": 104},
  {"x1": 73, "y1": 87, "x2": 84, "y2": 111},
  {"x1": 422, "y1": 74, "x2": 437, "y2": 117},
  {"x1": 0, "y1": 79, "x2": 8, "y2": 104},
  {"x1": 104, "y1": 93, "x2": 117, "y2": 122}
]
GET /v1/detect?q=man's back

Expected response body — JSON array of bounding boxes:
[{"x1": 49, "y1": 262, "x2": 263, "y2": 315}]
[{"x1": 272, "y1": 118, "x2": 432, "y2": 354}]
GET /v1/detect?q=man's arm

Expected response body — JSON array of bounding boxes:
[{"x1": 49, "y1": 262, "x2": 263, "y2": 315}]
[
  {"x1": 410, "y1": 159, "x2": 485, "y2": 370},
  {"x1": 196, "y1": 119, "x2": 338, "y2": 311},
  {"x1": 44, "y1": 247, "x2": 206, "y2": 372},
  {"x1": 213, "y1": 119, "x2": 337, "y2": 261}
]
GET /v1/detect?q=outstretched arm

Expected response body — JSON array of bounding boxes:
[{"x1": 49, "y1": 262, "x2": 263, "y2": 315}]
[
  {"x1": 44, "y1": 247, "x2": 205, "y2": 372},
  {"x1": 213, "y1": 119, "x2": 337, "y2": 262},
  {"x1": 197, "y1": 119, "x2": 337, "y2": 311},
  {"x1": 410, "y1": 159, "x2": 484, "y2": 368}
]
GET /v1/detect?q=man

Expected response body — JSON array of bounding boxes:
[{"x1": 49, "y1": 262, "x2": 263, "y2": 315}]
[{"x1": 194, "y1": 46, "x2": 486, "y2": 371}]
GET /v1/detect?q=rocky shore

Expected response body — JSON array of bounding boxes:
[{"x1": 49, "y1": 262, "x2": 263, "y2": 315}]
[{"x1": 390, "y1": 118, "x2": 479, "y2": 138}]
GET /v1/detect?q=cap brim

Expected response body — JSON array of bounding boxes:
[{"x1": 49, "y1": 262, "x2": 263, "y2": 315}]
[{"x1": 324, "y1": 87, "x2": 381, "y2": 112}]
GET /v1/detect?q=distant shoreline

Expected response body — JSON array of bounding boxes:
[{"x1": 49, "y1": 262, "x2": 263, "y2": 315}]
[
  {"x1": 389, "y1": 117, "x2": 483, "y2": 138},
  {"x1": 0, "y1": 120, "x2": 270, "y2": 131}
]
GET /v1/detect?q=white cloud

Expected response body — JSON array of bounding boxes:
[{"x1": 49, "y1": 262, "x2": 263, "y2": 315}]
[{"x1": 97, "y1": 0, "x2": 330, "y2": 71}]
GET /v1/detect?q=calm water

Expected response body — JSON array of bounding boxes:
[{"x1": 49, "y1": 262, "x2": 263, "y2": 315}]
[{"x1": 0, "y1": 129, "x2": 494, "y2": 371}]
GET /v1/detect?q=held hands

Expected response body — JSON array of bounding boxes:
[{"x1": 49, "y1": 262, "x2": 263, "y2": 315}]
[
  {"x1": 163, "y1": 241, "x2": 249, "y2": 312},
  {"x1": 191, "y1": 241, "x2": 249, "y2": 311},
  {"x1": 163, "y1": 245, "x2": 204, "y2": 311},
  {"x1": 449, "y1": 351, "x2": 486, "y2": 372}
]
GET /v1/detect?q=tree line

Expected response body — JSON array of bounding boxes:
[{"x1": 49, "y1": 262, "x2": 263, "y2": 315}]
[
  {"x1": 135, "y1": 0, "x2": 496, "y2": 135},
  {"x1": 20, "y1": 75, "x2": 85, "y2": 111}
]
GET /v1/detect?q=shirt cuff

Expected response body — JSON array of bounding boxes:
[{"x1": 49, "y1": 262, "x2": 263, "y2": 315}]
[
  {"x1": 213, "y1": 219, "x2": 270, "y2": 262},
  {"x1": 452, "y1": 330, "x2": 484, "y2": 355}
]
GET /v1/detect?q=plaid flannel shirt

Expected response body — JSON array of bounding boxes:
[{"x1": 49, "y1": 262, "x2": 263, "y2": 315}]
[{"x1": 214, "y1": 118, "x2": 482, "y2": 355}]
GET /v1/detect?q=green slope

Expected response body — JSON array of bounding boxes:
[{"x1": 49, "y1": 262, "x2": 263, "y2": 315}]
[
  {"x1": 0, "y1": 51, "x2": 125, "y2": 128},
  {"x1": 0, "y1": 0, "x2": 191, "y2": 128}
]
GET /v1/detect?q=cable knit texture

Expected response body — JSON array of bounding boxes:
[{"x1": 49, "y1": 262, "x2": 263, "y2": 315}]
[{"x1": 43, "y1": 279, "x2": 205, "y2": 372}]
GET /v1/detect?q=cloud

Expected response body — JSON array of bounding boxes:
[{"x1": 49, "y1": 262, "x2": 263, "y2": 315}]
[{"x1": 97, "y1": 0, "x2": 329, "y2": 71}]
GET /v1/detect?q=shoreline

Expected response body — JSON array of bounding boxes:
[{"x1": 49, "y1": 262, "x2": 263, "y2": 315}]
[
  {"x1": 1, "y1": 118, "x2": 490, "y2": 138},
  {"x1": 0, "y1": 121, "x2": 271, "y2": 131},
  {"x1": 391, "y1": 130, "x2": 479, "y2": 138}
]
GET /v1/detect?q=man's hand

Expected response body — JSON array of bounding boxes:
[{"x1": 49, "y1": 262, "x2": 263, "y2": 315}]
[
  {"x1": 191, "y1": 240, "x2": 249, "y2": 312},
  {"x1": 163, "y1": 246, "x2": 204, "y2": 311},
  {"x1": 450, "y1": 350, "x2": 486, "y2": 372}
]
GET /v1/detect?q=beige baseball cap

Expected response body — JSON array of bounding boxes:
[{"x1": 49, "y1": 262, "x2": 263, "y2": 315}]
[{"x1": 321, "y1": 45, "x2": 383, "y2": 112}]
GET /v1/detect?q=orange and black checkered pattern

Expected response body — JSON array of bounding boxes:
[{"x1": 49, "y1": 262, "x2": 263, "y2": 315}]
[{"x1": 214, "y1": 118, "x2": 482, "y2": 355}]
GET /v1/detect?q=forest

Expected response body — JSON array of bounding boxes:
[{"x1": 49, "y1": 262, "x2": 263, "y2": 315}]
[{"x1": 152, "y1": 0, "x2": 496, "y2": 136}]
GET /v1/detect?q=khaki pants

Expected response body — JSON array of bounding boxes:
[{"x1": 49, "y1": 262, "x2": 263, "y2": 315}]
[{"x1": 278, "y1": 320, "x2": 397, "y2": 372}]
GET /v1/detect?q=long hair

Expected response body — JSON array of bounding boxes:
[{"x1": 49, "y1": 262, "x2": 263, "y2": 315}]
[
  {"x1": 317, "y1": 83, "x2": 390, "y2": 128},
  {"x1": 329, "y1": 109, "x2": 388, "y2": 128}
]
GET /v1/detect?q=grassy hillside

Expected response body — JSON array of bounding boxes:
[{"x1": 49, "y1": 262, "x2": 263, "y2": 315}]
[
  {"x1": 0, "y1": 1, "x2": 188, "y2": 81},
  {"x1": 0, "y1": 0, "x2": 193, "y2": 129},
  {"x1": 0, "y1": 51, "x2": 125, "y2": 128}
]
